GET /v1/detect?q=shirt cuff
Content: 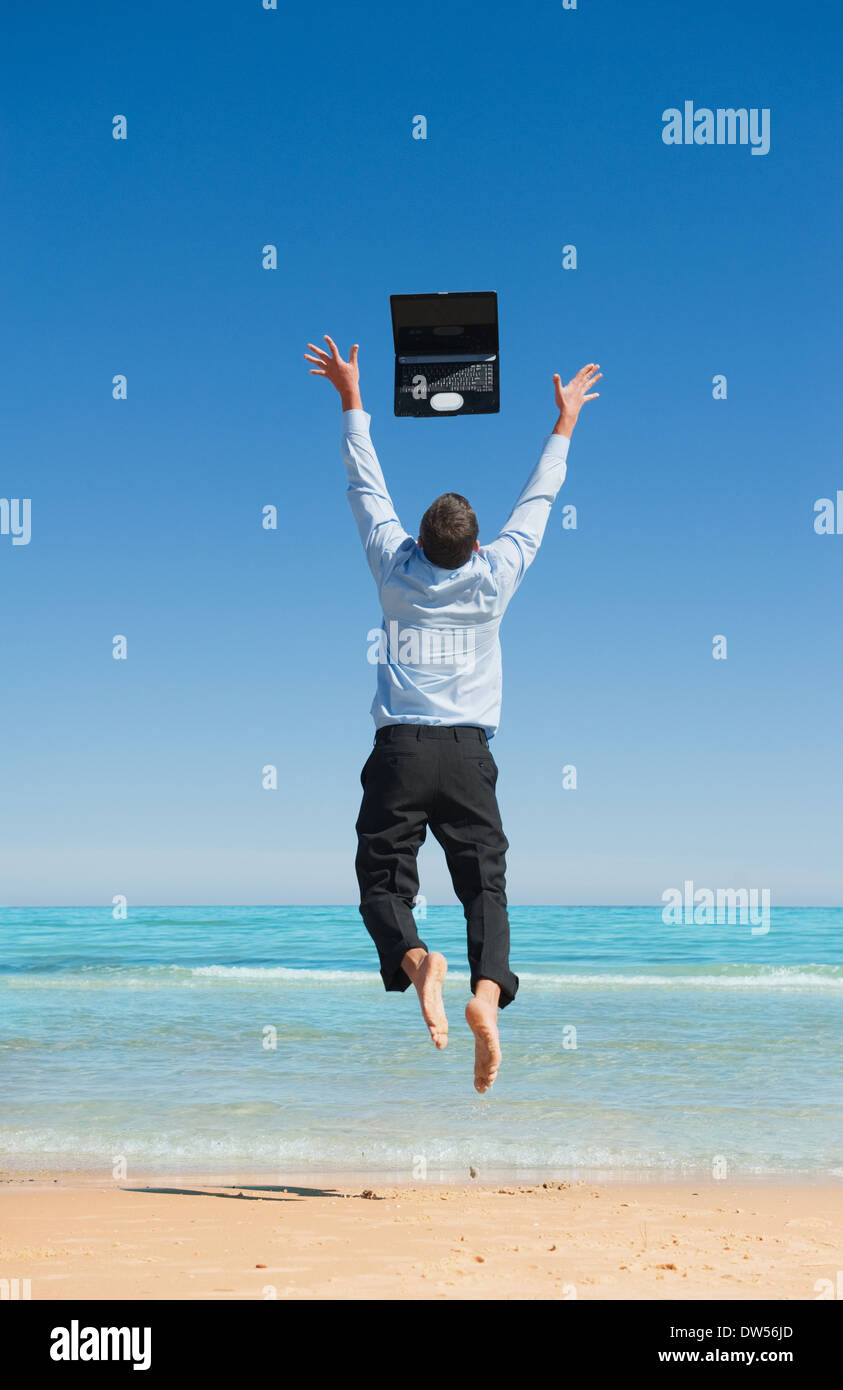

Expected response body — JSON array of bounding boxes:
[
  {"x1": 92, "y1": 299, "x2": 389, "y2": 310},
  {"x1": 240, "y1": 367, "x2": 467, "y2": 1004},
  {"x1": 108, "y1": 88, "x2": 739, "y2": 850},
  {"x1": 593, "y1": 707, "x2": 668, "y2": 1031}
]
[
  {"x1": 342, "y1": 408, "x2": 371, "y2": 433},
  {"x1": 542, "y1": 431, "x2": 570, "y2": 458}
]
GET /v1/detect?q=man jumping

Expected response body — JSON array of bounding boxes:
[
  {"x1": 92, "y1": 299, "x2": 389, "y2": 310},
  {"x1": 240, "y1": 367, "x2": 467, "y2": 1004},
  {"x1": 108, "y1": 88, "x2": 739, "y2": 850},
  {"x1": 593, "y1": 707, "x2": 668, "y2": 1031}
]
[{"x1": 305, "y1": 334, "x2": 601, "y2": 1091}]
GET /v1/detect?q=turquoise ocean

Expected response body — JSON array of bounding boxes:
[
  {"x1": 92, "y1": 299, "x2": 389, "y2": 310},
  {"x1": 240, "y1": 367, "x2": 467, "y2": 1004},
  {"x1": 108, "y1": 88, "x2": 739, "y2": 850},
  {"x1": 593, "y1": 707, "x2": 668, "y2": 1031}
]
[{"x1": 0, "y1": 906, "x2": 839, "y2": 1182}]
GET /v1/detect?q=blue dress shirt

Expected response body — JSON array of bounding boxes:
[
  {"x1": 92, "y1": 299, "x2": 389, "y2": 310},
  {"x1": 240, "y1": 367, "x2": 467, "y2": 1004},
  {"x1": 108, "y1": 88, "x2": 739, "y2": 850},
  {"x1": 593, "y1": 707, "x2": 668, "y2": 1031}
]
[{"x1": 342, "y1": 409, "x2": 570, "y2": 738}]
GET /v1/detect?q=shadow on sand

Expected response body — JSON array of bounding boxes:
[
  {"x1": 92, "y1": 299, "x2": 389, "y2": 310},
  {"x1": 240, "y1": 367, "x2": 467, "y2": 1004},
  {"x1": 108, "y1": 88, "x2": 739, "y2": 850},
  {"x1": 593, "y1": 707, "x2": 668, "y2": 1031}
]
[{"x1": 126, "y1": 1183, "x2": 384, "y2": 1202}]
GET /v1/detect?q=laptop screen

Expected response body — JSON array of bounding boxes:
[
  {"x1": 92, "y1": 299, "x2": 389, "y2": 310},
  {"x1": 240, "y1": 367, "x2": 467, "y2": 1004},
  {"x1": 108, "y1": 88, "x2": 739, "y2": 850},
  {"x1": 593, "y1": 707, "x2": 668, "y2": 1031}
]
[{"x1": 390, "y1": 291, "x2": 498, "y2": 356}]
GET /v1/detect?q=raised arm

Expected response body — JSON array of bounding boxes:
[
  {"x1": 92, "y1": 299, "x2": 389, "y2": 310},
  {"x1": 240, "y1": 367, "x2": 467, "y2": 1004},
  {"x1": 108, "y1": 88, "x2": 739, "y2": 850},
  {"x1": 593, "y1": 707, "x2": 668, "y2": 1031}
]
[
  {"x1": 304, "y1": 334, "x2": 410, "y2": 583},
  {"x1": 484, "y1": 363, "x2": 602, "y2": 596}
]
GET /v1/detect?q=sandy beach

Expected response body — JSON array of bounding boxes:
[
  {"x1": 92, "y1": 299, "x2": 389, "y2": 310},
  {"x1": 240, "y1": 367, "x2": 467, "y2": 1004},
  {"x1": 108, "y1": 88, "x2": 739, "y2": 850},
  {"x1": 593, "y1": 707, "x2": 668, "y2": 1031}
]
[{"x1": 1, "y1": 1175, "x2": 840, "y2": 1301}]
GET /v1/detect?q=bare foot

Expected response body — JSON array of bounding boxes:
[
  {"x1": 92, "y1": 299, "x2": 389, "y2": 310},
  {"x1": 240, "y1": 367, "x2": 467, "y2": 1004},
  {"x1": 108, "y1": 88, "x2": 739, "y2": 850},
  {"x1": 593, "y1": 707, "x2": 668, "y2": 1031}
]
[
  {"x1": 465, "y1": 996, "x2": 501, "y2": 1093},
  {"x1": 414, "y1": 951, "x2": 448, "y2": 1049}
]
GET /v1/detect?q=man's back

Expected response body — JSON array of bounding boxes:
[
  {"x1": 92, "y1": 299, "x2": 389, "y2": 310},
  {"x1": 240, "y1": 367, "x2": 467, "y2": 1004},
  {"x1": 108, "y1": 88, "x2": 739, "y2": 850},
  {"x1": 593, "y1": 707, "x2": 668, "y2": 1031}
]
[{"x1": 342, "y1": 407, "x2": 571, "y2": 736}]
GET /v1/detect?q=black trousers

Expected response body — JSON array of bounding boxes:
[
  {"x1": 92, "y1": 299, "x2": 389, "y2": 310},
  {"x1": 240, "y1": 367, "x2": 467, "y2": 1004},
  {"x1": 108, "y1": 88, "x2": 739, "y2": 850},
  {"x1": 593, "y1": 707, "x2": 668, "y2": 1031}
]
[{"x1": 355, "y1": 724, "x2": 518, "y2": 1008}]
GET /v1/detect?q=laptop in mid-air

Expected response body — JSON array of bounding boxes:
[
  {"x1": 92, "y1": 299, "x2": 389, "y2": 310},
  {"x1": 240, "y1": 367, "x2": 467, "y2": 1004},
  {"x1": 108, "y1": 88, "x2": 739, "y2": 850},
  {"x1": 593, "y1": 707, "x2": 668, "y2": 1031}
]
[{"x1": 390, "y1": 291, "x2": 499, "y2": 417}]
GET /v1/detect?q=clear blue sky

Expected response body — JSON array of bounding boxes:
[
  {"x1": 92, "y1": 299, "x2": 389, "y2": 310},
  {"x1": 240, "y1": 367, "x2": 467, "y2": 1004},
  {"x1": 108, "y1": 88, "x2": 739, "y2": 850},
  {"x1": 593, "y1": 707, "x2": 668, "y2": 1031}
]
[{"x1": 1, "y1": 0, "x2": 840, "y2": 906}]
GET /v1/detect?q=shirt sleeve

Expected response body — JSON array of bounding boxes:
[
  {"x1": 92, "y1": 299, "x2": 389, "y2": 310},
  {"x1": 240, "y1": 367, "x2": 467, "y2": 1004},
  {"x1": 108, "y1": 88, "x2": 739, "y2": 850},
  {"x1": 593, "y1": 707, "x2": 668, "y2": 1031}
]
[
  {"x1": 482, "y1": 432, "x2": 570, "y2": 603},
  {"x1": 341, "y1": 409, "x2": 412, "y2": 584}
]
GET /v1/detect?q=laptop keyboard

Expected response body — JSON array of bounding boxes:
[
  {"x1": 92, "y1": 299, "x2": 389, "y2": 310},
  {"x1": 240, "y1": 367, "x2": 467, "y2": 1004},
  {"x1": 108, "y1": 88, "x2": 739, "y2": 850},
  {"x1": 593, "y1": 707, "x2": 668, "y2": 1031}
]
[{"x1": 399, "y1": 361, "x2": 495, "y2": 394}]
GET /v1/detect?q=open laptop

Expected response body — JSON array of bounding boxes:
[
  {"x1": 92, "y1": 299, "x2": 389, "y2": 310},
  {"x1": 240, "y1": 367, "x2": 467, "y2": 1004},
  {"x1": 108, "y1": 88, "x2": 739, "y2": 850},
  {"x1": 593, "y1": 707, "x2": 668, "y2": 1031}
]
[{"x1": 390, "y1": 291, "x2": 499, "y2": 417}]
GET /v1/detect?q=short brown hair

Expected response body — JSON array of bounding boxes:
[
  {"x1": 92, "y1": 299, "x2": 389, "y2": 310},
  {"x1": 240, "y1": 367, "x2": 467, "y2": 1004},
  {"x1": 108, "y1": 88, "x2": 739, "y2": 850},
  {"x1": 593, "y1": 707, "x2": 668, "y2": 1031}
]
[{"x1": 419, "y1": 493, "x2": 479, "y2": 569}]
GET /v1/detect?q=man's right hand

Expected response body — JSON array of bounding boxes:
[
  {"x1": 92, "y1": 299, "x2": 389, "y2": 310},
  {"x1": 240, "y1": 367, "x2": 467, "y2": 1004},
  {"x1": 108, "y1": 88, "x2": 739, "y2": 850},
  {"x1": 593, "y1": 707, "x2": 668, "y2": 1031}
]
[
  {"x1": 552, "y1": 363, "x2": 602, "y2": 438},
  {"x1": 304, "y1": 335, "x2": 362, "y2": 411}
]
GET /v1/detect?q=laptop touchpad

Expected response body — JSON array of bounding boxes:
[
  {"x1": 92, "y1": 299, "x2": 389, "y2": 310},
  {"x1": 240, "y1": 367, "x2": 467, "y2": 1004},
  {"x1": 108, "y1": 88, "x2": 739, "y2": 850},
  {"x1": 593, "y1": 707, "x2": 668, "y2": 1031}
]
[{"x1": 430, "y1": 392, "x2": 464, "y2": 412}]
